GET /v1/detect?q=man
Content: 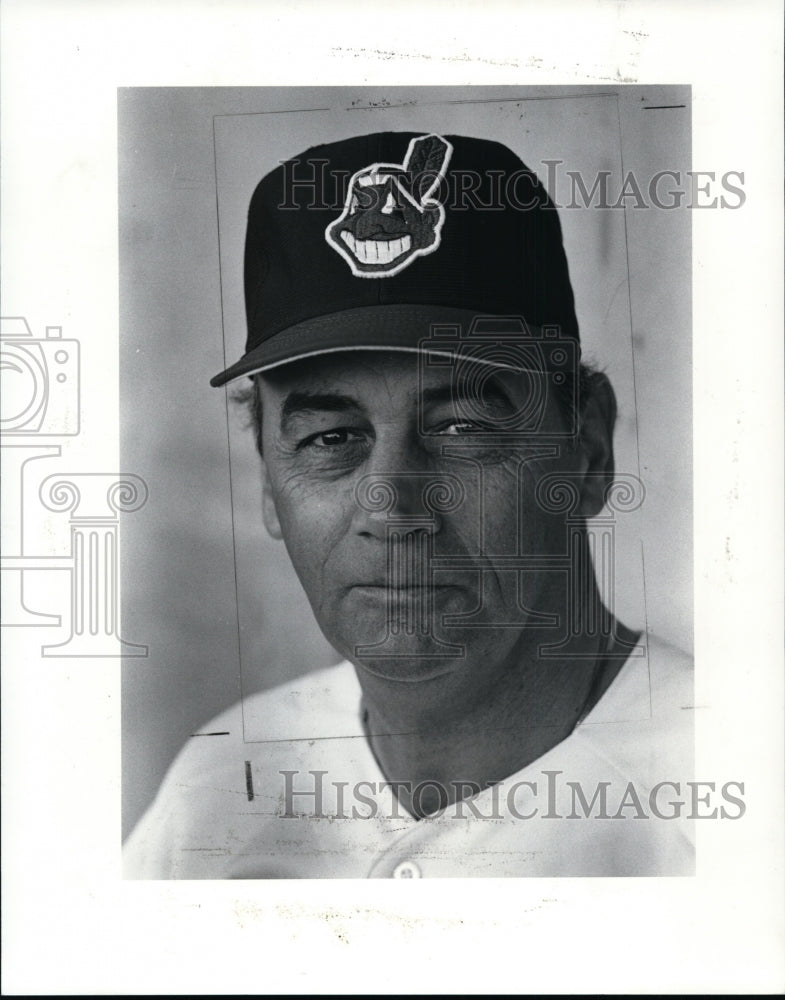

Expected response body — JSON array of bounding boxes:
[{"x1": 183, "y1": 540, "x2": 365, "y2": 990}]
[{"x1": 124, "y1": 131, "x2": 693, "y2": 877}]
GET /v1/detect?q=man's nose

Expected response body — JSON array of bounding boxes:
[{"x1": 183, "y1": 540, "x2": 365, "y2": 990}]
[{"x1": 352, "y1": 471, "x2": 465, "y2": 540}]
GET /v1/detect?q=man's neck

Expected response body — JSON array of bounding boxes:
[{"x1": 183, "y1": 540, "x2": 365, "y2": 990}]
[{"x1": 356, "y1": 611, "x2": 622, "y2": 819}]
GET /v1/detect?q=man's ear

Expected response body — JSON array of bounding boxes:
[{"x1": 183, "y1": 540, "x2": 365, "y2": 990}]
[
  {"x1": 577, "y1": 371, "x2": 617, "y2": 518},
  {"x1": 260, "y1": 460, "x2": 283, "y2": 540}
]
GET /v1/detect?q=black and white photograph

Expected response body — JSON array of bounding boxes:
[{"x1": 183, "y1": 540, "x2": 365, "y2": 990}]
[
  {"x1": 2, "y1": 2, "x2": 783, "y2": 994},
  {"x1": 121, "y1": 86, "x2": 696, "y2": 879}
]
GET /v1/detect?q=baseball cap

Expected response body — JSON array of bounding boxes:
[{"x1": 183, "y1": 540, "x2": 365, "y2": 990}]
[{"x1": 210, "y1": 131, "x2": 580, "y2": 387}]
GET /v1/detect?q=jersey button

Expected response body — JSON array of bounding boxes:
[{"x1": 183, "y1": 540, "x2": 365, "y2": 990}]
[{"x1": 392, "y1": 860, "x2": 422, "y2": 879}]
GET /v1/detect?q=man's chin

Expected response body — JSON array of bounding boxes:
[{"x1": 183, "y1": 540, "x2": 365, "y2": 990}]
[
  {"x1": 350, "y1": 648, "x2": 467, "y2": 683},
  {"x1": 325, "y1": 586, "x2": 473, "y2": 680}
]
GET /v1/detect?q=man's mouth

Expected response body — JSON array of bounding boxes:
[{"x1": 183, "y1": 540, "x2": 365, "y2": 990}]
[{"x1": 341, "y1": 231, "x2": 412, "y2": 265}]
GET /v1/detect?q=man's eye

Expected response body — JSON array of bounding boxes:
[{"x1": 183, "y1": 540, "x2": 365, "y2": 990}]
[
  {"x1": 435, "y1": 420, "x2": 484, "y2": 436},
  {"x1": 304, "y1": 428, "x2": 364, "y2": 449}
]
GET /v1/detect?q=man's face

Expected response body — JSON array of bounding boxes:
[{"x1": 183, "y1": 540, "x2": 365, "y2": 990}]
[{"x1": 258, "y1": 350, "x2": 598, "y2": 687}]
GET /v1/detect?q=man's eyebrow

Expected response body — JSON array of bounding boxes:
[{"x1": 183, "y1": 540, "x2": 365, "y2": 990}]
[{"x1": 280, "y1": 390, "x2": 363, "y2": 429}]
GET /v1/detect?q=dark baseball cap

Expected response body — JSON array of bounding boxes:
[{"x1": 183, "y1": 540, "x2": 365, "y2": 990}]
[{"x1": 210, "y1": 131, "x2": 580, "y2": 387}]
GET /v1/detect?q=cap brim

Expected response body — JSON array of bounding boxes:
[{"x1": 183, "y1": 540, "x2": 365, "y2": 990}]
[{"x1": 210, "y1": 304, "x2": 571, "y2": 387}]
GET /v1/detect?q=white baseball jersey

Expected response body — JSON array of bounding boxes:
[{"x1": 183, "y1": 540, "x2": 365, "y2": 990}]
[{"x1": 124, "y1": 636, "x2": 695, "y2": 878}]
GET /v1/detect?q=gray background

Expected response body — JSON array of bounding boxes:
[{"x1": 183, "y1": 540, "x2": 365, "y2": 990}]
[{"x1": 120, "y1": 86, "x2": 691, "y2": 839}]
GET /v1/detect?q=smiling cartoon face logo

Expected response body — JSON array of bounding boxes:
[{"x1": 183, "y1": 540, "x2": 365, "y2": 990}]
[{"x1": 325, "y1": 134, "x2": 453, "y2": 278}]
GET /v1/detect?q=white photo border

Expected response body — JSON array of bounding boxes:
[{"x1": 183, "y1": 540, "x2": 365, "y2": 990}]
[{"x1": 1, "y1": 1, "x2": 783, "y2": 994}]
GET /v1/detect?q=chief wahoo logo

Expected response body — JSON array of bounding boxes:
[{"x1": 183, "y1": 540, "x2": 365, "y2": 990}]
[{"x1": 325, "y1": 134, "x2": 453, "y2": 278}]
